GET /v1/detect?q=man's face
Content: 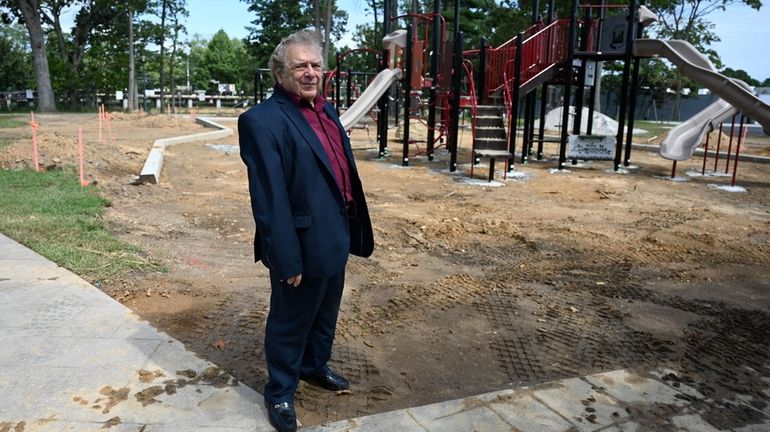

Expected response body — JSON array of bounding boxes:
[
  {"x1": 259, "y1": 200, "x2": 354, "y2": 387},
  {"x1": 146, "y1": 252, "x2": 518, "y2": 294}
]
[{"x1": 278, "y1": 43, "x2": 322, "y2": 102}]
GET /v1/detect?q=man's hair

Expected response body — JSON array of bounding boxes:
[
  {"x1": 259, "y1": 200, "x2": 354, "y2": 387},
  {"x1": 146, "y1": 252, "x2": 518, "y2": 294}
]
[{"x1": 269, "y1": 30, "x2": 324, "y2": 82}]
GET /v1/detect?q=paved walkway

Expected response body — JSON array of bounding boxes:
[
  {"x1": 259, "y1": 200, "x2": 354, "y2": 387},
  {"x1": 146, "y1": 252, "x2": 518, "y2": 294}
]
[{"x1": 1, "y1": 233, "x2": 767, "y2": 431}]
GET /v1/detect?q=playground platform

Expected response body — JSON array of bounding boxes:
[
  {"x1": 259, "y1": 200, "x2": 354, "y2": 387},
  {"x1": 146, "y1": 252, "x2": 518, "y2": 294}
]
[{"x1": 1, "y1": 232, "x2": 767, "y2": 431}]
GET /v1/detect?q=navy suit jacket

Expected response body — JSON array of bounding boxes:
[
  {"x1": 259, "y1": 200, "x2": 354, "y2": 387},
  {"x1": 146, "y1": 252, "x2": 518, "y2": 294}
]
[{"x1": 238, "y1": 89, "x2": 374, "y2": 280}]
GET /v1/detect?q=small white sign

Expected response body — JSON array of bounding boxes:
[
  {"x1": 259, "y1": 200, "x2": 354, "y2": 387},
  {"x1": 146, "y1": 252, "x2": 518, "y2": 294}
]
[
  {"x1": 567, "y1": 135, "x2": 616, "y2": 160},
  {"x1": 115, "y1": 90, "x2": 124, "y2": 100}
]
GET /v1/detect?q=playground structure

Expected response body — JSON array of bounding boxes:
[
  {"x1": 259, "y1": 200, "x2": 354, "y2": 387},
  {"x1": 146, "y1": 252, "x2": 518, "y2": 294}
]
[{"x1": 319, "y1": 0, "x2": 770, "y2": 184}]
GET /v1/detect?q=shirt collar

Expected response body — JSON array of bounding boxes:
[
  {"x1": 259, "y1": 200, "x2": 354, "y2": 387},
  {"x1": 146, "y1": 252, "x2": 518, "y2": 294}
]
[{"x1": 276, "y1": 85, "x2": 326, "y2": 112}]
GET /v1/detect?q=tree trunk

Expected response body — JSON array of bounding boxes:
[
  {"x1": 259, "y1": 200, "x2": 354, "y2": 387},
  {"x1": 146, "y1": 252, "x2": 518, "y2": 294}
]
[
  {"x1": 593, "y1": 61, "x2": 603, "y2": 113},
  {"x1": 169, "y1": 16, "x2": 179, "y2": 112},
  {"x1": 128, "y1": 7, "x2": 137, "y2": 111},
  {"x1": 323, "y1": 0, "x2": 331, "y2": 65},
  {"x1": 159, "y1": 0, "x2": 168, "y2": 113},
  {"x1": 314, "y1": 0, "x2": 321, "y2": 37},
  {"x1": 17, "y1": 0, "x2": 56, "y2": 112}
]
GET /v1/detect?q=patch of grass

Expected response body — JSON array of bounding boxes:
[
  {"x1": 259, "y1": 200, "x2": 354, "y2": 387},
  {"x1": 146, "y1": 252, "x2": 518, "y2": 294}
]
[
  {"x1": 634, "y1": 120, "x2": 673, "y2": 140},
  {"x1": 0, "y1": 168, "x2": 164, "y2": 282},
  {"x1": 0, "y1": 116, "x2": 26, "y2": 129}
]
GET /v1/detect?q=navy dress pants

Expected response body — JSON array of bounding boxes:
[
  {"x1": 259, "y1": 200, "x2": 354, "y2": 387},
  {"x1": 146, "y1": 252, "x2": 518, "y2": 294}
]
[{"x1": 263, "y1": 269, "x2": 346, "y2": 404}]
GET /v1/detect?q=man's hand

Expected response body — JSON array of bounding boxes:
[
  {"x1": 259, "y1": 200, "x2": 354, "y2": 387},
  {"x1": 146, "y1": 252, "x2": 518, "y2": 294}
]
[{"x1": 287, "y1": 274, "x2": 302, "y2": 287}]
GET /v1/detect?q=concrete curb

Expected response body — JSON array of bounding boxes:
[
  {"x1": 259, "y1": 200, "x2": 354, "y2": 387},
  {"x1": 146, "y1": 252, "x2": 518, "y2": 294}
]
[{"x1": 138, "y1": 116, "x2": 234, "y2": 184}]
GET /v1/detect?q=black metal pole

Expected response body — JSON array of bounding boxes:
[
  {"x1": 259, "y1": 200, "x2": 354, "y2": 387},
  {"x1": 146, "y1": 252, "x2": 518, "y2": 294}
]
[
  {"x1": 335, "y1": 53, "x2": 342, "y2": 115},
  {"x1": 254, "y1": 69, "x2": 262, "y2": 104},
  {"x1": 572, "y1": 6, "x2": 591, "y2": 136},
  {"x1": 624, "y1": 3, "x2": 645, "y2": 166},
  {"x1": 558, "y1": 0, "x2": 579, "y2": 169},
  {"x1": 426, "y1": 0, "x2": 441, "y2": 161},
  {"x1": 403, "y1": 25, "x2": 413, "y2": 166},
  {"x1": 346, "y1": 69, "x2": 353, "y2": 109},
  {"x1": 512, "y1": 33, "x2": 523, "y2": 166},
  {"x1": 537, "y1": 0, "x2": 555, "y2": 160},
  {"x1": 454, "y1": 0, "x2": 461, "y2": 35},
  {"x1": 378, "y1": 0, "x2": 393, "y2": 158},
  {"x1": 587, "y1": 0, "x2": 606, "y2": 135},
  {"x1": 613, "y1": 0, "x2": 638, "y2": 171},
  {"x1": 523, "y1": 92, "x2": 534, "y2": 161},
  {"x1": 449, "y1": 31, "x2": 463, "y2": 172}
]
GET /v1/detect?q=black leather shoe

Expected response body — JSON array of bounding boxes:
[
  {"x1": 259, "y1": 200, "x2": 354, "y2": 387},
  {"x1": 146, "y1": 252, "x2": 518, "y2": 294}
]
[
  {"x1": 301, "y1": 368, "x2": 350, "y2": 391},
  {"x1": 264, "y1": 400, "x2": 297, "y2": 432}
]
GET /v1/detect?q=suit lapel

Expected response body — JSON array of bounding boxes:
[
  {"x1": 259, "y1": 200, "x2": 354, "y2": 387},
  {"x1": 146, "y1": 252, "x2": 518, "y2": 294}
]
[{"x1": 275, "y1": 92, "x2": 335, "y2": 178}]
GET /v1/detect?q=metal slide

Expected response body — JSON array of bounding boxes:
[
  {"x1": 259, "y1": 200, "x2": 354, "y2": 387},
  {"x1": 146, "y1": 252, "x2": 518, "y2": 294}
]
[
  {"x1": 339, "y1": 68, "x2": 402, "y2": 131},
  {"x1": 634, "y1": 39, "x2": 770, "y2": 161}
]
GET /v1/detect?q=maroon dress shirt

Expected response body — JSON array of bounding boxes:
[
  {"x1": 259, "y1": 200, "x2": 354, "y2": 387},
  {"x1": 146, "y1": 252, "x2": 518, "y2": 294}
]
[{"x1": 279, "y1": 86, "x2": 353, "y2": 206}]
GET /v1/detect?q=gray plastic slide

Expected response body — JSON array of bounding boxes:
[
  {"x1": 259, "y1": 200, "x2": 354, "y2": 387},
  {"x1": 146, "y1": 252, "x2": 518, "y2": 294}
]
[
  {"x1": 658, "y1": 99, "x2": 737, "y2": 160},
  {"x1": 634, "y1": 39, "x2": 770, "y2": 161},
  {"x1": 339, "y1": 68, "x2": 402, "y2": 130}
]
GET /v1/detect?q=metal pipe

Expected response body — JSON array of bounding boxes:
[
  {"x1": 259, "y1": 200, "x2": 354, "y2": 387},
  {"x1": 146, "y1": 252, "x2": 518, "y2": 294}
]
[
  {"x1": 449, "y1": 31, "x2": 464, "y2": 172},
  {"x1": 725, "y1": 115, "x2": 737, "y2": 173},
  {"x1": 701, "y1": 131, "x2": 710, "y2": 175},
  {"x1": 427, "y1": 0, "x2": 441, "y2": 161},
  {"x1": 612, "y1": 0, "x2": 638, "y2": 171},
  {"x1": 731, "y1": 116, "x2": 746, "y2": 187},
  {"x1": 403, "y1": 25, "x2": 413, "y2": 166},
  {"x1": 714, "y1": 123, "x2": 724, "y2": 171},
  {"x1": 558, "y1": 0, "x2": 579, "y2": 169},
  {"x1": 512, "y1": 33, "x2": 524, "y2": 166}
]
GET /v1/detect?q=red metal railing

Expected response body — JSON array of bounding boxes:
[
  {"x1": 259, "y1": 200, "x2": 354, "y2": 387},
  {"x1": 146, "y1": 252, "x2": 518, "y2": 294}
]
[
  {"x1": 502, "y1": 59, "x2": 515, "y2": 151},
  {"x1": 485, "y1": 19, "x2": 570, "y2": 97},
  {"x1": 461, "y1": 59, "x2": 478, "y2": 142}
]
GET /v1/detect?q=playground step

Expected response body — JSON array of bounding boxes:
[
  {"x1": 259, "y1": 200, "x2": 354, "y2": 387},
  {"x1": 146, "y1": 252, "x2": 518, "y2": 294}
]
[
  {"x1": 475, "y1": 126, "x2": 507, "y2": 140},
  {"x1": 476, "y1": 117, "x2": 505, "y2": 129},
  {"x1": 474, "y1": 148, "x2": 512, "y2": 157},
  {"x1": 473, "y1": 137, "x2": 509, "y2": 152}
]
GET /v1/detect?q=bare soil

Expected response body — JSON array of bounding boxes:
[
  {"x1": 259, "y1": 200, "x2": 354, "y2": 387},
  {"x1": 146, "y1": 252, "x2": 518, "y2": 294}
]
[{"x1": 2, "y1": 112, "x2": 769, "y2": 428}]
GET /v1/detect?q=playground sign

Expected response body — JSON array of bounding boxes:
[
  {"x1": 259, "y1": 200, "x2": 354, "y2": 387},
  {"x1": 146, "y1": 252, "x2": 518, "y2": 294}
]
[
  {"x1": 567, "y1": 135, "x2": 616, "y2": 160},
  {"x1": 599, "y1": 15, "x2": 628, "y2": 53}
]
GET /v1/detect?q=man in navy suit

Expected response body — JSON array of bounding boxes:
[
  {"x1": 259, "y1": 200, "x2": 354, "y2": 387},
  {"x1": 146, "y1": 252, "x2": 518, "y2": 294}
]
[{"x1": 238, "y1": 30, "x2": 374, "y2": 432}]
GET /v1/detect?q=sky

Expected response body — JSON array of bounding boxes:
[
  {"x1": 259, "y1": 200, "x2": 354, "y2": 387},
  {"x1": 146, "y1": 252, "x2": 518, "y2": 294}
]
[{"x1": 187, "y1": 0, "x2": 769, "y2": 81}]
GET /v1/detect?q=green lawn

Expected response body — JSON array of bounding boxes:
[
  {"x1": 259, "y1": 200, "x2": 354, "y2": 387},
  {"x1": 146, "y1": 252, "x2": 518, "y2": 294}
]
[
  {"x1": 0, "y1": 116, "x2": 27, "y2": 129},
  {"x1": 0, "y1": 116, "x2": 26, "y2": 149},
  {"x1": 633, "y1": 120, "x2": 673, "y2": 141},
  {"x1": 0, "y1": 168, "x2": 163, "y2": 282}
]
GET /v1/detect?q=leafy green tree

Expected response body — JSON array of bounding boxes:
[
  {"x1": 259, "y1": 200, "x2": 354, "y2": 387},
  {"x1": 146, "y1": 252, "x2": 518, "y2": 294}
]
[
  {"x1": 646, "y1": 0, "x2": 763, "y2": 119},
  {"x1": 241, "y1": 0, "x2": 311, "y2": 68},
  {"x1": 720, "y1": 67, "x2": 760, "y2": 86},
  {"x1": 187, "y1": 33, "x2": 210, "y2": 91},
  {"x1": 0, "y1": 23, "x2": 33, "y2": 91},
  {"x1": 1, "y1": 0, "x2": 57, "y2": 111},
  {"x1": 204, "y1": 30, "x2": 245, "y2": 89}
]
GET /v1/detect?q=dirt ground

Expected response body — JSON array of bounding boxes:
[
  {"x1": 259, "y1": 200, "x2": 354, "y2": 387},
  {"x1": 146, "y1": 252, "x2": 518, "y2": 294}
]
[{"x1": 1, "y1": 111, "x2": 769, "y2": 428}]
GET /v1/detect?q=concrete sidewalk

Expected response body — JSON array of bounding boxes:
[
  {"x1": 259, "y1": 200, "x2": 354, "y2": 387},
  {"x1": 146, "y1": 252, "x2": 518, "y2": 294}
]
[{"x1": 1, "y1": 233, "x2": 767, "y2": 431}]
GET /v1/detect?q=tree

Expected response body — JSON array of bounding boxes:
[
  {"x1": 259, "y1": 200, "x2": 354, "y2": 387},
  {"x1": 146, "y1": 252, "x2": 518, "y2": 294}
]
[
  {"x1": 187, "y1": 33, "x2": 210, "y2": 91},
  {"x1": 1, "y1": 0, "x2": 57, "y2": 111},
  {"x1": 157, "y1": 0, "x2": 167, "y2": 112},
  {"x1": 242, "y1": 0, "x2": 310, "y2": 68},
  {"x1": 646, "y1": 0, "x2": 763, "y2": 119},
  {"x1": 128, "y1": 5, "x2": 136, "y2": 110},
  {"x1": 0, "y1": 23, "x2": 33, "y2": 91},
  {"x1": 165, "y1": 0, "x2": 187, "y2": 109},
  {"x1": 720, "y1": 67, "x2": 760, "y2": 87},
  {"x1": 203, "y1": 30, "x2": 244, "y2": 88}
]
